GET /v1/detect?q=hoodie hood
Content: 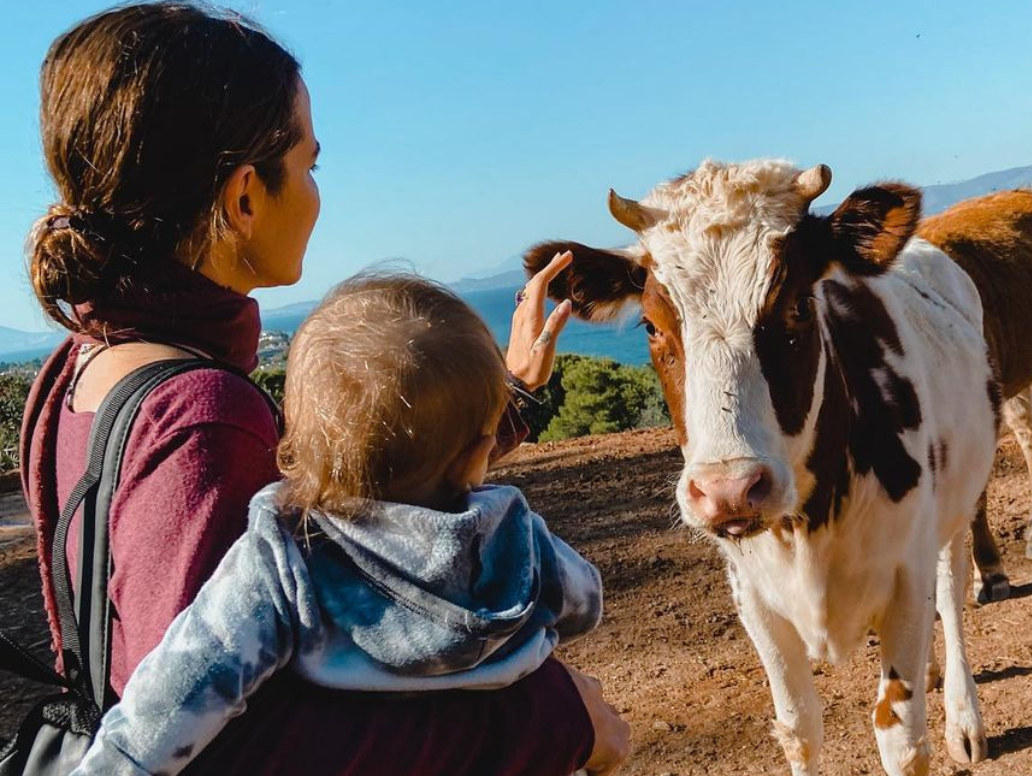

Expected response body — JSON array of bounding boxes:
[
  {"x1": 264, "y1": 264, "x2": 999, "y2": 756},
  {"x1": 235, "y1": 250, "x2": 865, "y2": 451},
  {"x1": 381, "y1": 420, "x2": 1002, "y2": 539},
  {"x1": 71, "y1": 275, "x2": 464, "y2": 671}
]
[{"x1": 248, "y1": 483, "x2": 602, "y2": 681}]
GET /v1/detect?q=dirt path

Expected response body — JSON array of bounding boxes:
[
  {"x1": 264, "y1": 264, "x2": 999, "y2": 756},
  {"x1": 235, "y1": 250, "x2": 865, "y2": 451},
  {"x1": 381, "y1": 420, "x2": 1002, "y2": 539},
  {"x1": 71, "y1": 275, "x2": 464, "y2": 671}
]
[{"x1": 2, "y1": 427, "x2": 1031, "y2": 774}]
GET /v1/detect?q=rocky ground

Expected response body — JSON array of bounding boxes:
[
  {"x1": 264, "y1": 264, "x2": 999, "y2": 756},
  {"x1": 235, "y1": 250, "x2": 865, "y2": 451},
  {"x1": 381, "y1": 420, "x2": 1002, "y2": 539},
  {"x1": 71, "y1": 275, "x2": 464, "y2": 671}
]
[{"x1": 2, "y1": 427, "x2": 1031, "y2": 775}]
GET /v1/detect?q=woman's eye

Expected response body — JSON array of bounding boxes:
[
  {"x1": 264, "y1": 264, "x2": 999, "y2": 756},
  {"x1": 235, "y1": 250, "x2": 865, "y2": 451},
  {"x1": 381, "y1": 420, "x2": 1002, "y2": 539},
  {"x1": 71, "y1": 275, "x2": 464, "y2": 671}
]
[
  {"x1": 310, "y1": 163, "x2": 320, "y2": 173},
  {"x1": 639, "y1": 317, "x2": 657, "y2": 337}
]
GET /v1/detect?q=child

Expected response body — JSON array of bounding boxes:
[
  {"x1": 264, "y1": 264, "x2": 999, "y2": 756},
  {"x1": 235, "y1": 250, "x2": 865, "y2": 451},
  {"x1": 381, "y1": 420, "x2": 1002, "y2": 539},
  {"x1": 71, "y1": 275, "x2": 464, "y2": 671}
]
[{"x1": 71, "y1": 274, "x2": 602, "y2": 776}]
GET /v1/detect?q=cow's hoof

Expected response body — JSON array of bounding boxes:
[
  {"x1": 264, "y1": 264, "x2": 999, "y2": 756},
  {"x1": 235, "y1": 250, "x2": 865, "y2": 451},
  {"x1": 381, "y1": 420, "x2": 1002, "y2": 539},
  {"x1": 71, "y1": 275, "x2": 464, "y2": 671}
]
[
  {"x1": 974, "y1": 572, "x2": 1010, "y2": 604},
  {"x1": 945, "y1": 722, "x2": 988, "y2": 764}
]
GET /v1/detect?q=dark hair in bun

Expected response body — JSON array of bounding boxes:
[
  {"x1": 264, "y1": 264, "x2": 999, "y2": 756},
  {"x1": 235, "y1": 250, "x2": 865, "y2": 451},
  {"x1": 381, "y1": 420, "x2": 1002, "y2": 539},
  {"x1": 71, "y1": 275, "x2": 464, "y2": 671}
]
[{"x1": 30, "y1": 2, "x2": 302, "y2": 331}]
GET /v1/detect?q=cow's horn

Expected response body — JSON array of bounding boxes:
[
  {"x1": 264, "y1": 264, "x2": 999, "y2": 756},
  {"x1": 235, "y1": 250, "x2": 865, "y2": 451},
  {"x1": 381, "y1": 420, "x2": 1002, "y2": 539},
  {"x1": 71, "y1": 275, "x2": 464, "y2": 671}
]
[
  {"x1": 795, "y1": 164, "x2": 832, "y2": 202},
  {"x1": 608, "y1": 189, "x2": 655, "y2": 232}
]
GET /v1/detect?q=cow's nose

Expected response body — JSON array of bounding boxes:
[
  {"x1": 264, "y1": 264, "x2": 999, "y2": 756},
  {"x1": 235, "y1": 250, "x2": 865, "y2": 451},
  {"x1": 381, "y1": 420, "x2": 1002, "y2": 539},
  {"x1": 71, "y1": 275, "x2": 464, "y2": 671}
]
[{"x1": 687, "y1": 463, "x2": 772, "y2": 526}]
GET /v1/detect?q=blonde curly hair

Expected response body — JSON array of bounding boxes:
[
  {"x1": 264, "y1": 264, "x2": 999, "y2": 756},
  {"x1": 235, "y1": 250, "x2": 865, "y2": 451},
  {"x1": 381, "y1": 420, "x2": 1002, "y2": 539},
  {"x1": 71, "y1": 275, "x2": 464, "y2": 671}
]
[{"x1": 278, "y1": 273, "x2": 509, "y2": 517}]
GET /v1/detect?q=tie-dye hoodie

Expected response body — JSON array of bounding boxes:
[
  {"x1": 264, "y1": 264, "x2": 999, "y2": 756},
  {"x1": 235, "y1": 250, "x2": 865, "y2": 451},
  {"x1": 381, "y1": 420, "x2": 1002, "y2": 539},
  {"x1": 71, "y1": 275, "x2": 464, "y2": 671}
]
[{"x1": 71, "y1": 482, "x2": 603, "y2": 776}]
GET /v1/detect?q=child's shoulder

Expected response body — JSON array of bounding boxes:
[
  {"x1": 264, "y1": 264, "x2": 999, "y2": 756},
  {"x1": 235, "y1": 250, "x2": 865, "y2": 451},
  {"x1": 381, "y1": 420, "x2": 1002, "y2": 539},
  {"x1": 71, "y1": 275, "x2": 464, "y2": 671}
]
[
  {"x1": 473, "y1": 482, "x2": 528, "y2": 507},
  {"x1": 243, "y1": 481, "x2": 306, "y2": 553}
]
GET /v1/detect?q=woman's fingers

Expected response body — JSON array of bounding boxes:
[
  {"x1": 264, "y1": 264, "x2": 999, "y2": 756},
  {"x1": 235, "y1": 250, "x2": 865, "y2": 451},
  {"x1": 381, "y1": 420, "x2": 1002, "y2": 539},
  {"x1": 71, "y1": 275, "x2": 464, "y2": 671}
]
[
  {"x1": 506, "y1": 251, "x2": 574, "y2": 390},
  {"x1": 524, "y1": 249, "x2": 573, "y2": 299},
  {"x1": 530, "y1": 298, "x2": 572, "y2": 360}
]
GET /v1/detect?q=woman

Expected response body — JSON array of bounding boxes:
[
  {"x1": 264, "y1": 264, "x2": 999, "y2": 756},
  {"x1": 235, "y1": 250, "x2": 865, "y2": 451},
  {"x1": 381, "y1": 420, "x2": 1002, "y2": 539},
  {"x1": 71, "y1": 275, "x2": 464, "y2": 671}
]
[{"x1": 21, "y1": 3, "x2": 630, "y2": 775}]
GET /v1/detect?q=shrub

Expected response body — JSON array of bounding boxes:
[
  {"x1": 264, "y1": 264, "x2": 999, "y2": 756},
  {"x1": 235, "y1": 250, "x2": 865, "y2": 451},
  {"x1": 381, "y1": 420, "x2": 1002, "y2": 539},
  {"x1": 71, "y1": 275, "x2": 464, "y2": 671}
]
[
  {"x1": 251, "y1": 367, "x2": 286, "y2": 406},
  {"x1": 539, "y1": 356, "x2": 668, "y2": 442},
  {"x1": 0, "y1": 373, "x2": 32, "y2": 472}
]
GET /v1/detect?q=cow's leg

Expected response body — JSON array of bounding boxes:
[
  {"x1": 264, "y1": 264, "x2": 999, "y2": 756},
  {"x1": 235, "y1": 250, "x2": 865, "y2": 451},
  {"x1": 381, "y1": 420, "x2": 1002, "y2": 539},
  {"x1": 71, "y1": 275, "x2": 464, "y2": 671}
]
[
  {"x1": 924, "y1": 628, "x2": 941, "y2": 693},
  {"x1": 873, "y1": 569, "x2": 933, "y2": 776},
  {"x1": 1003, "y1": 388, "x2": 1032, "y2": 559},
  {"x1": 937, "y1": 529, "x2": 988, "y2": 763},
  {"x1": 970, "y1": 490, "x2": 1009, "y2": 602},
  {"x1": 731, "y1": 570, "x2": 822, "y2": 776}
]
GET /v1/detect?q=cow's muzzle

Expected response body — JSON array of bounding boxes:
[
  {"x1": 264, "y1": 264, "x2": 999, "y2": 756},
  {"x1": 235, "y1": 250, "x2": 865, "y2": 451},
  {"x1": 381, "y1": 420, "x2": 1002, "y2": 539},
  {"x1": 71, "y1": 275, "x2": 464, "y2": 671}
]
[{"x1": 684, "y1": 459, "x2": 778, "y2": 538}]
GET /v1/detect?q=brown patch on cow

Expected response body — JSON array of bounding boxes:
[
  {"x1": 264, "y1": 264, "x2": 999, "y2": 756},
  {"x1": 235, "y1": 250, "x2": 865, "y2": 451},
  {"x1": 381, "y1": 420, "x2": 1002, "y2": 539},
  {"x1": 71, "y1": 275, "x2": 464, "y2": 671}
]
[
  {"x1": 641, "y1": 272, "x2": 688, "y2": 446},
  {"x1": 754, "y1": 222, "x2": 827, "y2": 437},
  {"x1": 771, "y1": 720, "x2": 812, "y2": 767},
  {"x1": 919, "y1": 190, "x2": 1032, "y2": 399},
  {"x1": 523, "y1": 240, "x2": 647, "y2": 322},
  {"x1": 823, "y1": 280, "x2": 923, "y2": 502},
  {"x1": 874, "y1": 667, "x2": 914, "y2": 729},
  {"x1": 800, "y1": 347, "x2": 852, "y2": 530}
]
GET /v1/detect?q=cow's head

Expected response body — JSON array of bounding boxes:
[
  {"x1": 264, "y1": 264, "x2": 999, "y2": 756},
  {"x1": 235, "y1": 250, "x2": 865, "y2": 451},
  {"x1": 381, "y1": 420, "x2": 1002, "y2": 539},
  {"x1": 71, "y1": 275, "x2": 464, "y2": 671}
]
[{"x1": 526, "y1": 159, "x2": 922, "y2": 540}]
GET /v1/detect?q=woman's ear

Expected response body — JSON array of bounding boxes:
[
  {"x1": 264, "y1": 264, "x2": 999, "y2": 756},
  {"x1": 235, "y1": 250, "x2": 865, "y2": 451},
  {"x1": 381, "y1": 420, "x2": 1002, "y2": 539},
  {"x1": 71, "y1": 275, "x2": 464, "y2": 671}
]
[
  {"x1": 220, "y1": 163, "x2": 265, "y2": 240},
  {"x1": 444, "y1": 434, "x2": 498, "y2": 494}
]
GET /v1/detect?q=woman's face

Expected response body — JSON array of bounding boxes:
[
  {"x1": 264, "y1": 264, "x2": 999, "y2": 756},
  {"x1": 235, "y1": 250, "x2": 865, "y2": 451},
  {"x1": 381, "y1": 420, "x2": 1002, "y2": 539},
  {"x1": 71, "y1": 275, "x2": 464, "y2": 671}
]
[{"x1": 240, "y1": 78, "x2": 321, "y2": 290}]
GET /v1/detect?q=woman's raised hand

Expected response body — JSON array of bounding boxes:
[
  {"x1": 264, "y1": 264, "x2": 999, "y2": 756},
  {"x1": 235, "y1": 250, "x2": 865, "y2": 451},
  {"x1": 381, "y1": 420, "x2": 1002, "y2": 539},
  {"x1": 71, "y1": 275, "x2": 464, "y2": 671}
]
[{"x1": 506, "y1": 251, "x2": 574, "y2": 391}]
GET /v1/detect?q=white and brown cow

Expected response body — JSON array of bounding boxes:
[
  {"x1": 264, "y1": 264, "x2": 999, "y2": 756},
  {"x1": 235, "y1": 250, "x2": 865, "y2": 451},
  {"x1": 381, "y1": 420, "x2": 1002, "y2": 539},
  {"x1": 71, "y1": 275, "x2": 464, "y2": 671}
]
[{"x1": 525, "y1": 160, "x2": 1001, "y2": 776}]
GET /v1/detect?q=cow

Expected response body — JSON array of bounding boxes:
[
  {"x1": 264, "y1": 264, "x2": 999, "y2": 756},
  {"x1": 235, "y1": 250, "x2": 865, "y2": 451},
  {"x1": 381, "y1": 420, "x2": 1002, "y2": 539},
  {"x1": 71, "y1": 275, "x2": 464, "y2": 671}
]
[
  {"x1": 918, "y1": 190, "x2": 1032, "y2": 602},
  {"x1": 524, "y1": 160, "x2": 1003, "y2": 776}
]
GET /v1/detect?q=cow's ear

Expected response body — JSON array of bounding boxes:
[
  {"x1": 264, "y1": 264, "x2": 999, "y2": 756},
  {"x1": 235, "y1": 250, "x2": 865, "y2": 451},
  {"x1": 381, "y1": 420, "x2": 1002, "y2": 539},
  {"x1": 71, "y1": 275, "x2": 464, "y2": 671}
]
[
  {"x1": 524, "y1": 240, "x2": 648, "y2": 322},
  {"x1": 829, "y1": 183, "x2": 922, "y2": 272}
]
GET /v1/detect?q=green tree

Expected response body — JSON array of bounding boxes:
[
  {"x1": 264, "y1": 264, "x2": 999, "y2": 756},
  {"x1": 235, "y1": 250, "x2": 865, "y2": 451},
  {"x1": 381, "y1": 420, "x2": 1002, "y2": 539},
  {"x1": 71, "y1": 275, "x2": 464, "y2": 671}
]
[
  {"x1": 518, "y1": 354, "x2": 585, "y2": 442},
  {"x1": 251, "y1": 367, "x2": 286, "y2": 406},
  {"x1": 538, "y1": 357, "x2": 669, "y2": 442},
  {"x1": 0, "y1": 373, "x2": 32, "y2": 472},
  {"x1": 621, "y1": 363, "x2": 670, "y2": 430}
]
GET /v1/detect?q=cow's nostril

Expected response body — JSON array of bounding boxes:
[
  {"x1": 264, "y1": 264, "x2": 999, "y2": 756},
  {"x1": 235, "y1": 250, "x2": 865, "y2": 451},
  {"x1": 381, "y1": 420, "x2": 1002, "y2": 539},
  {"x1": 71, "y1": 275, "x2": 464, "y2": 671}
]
[
  {"x1": 688, "y1": 478, "x2": 706, "y2": 500},
  {"x1": 747, "y1": 468, "x2": 773, "y2": 508}
]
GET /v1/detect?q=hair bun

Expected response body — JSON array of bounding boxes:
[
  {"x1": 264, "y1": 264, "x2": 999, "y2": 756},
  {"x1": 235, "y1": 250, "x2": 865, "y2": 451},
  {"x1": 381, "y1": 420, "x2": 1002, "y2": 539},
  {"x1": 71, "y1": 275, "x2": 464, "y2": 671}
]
[{"x1": 29, "y1": 203, "x2": 117, "y2": 331}]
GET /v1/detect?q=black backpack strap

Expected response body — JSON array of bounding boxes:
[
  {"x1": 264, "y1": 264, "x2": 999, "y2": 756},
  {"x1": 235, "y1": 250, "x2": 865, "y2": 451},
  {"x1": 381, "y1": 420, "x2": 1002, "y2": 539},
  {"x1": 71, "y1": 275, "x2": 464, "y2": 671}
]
[
  {"x1": 50, "y1": 358, "x2": 227, "y2": 708},
  {"x1": 0, "y1": 629, "x2": 69, "y2": 689}
]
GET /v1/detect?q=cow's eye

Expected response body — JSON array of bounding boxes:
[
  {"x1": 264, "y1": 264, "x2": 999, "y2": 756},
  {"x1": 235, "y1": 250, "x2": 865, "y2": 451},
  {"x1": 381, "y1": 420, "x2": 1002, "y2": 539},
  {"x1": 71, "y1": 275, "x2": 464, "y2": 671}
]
[
  {"x1": 792, "y1": 295, "x2": 814, "y2": 325},
  {"x1": 639, "y1": 316, "x2": 658, "y2": 337}
]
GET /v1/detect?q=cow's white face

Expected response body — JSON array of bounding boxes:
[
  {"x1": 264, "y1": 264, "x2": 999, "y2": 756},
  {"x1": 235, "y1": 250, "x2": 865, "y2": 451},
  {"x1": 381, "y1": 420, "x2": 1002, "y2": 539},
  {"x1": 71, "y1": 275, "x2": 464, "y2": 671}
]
[
  {"x1": 525, "y1": 159, "x2": 924, "y2": 540},
  {"x1": 634, "y1": 160, "x2": 822, "y2": 537}
]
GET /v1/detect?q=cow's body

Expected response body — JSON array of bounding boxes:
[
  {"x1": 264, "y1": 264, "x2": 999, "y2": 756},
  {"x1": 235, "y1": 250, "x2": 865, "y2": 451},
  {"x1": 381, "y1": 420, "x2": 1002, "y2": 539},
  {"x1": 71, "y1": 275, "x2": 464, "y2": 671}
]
[
  {"x1": 729, "y1": 241, "x2": 994, "y2": 664},
  {"x1": 526, "y1": 160, "x2": 1005, "y2": 776},
  {"x1": 919, "y1": 190, "x2": 1032, "y2": 598}
]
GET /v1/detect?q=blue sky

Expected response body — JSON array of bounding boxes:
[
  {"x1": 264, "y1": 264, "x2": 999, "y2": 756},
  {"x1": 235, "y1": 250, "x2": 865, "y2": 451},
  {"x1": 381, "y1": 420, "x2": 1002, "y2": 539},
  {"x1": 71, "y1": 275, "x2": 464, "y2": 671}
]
[{"x1": 2, "y1": 0, "x2": 1031, "y2": 331}]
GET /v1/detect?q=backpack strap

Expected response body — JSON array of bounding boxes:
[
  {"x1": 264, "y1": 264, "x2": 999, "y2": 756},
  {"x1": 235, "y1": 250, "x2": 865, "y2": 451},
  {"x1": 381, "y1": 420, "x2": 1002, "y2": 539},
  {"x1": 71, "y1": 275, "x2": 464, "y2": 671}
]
[{"x1": 50, "y1": 358, "x2": 242, "y2": 708}]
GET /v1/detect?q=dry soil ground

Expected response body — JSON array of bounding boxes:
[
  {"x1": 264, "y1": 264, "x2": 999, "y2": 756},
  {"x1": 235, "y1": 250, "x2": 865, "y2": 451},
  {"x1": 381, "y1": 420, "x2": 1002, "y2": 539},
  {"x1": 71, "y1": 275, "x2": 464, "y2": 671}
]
[{"x1": 2, "y1": 427, "x2": 1031, "y2": 775}]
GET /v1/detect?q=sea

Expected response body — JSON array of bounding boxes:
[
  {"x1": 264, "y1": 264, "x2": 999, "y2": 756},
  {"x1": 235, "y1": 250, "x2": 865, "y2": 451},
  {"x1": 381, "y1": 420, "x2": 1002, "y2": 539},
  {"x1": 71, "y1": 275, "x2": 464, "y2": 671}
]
[
  {"x1": 1, "y1": 285, "x2": 650, "y2": 367},
  {"x1": 265, "y1": 284, "x2": 651, "y2": 366}
]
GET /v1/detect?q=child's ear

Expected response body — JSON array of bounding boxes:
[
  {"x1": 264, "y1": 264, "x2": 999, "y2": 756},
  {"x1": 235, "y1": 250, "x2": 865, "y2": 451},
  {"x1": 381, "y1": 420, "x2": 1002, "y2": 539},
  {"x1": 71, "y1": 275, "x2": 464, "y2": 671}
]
[{"x1": 444, "y1": 434, "x2": 497, "y2": 493}]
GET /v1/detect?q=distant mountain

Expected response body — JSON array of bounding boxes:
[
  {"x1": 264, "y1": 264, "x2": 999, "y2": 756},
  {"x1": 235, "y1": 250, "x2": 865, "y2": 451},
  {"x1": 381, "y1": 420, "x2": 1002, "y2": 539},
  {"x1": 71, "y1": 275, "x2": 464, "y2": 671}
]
[
  {"x1": 815, "y1": 164, "x2": 1032, "y2": 217},
  {"x1": 920, "y1": 165, "x2": 1032, "y2": 215},
  {"x1": 262, "y1": 300, "x2": 317, "y2": 330},
  {"x1": 0, "y1": 326, "x2": 64, "y2": 362},
  {"x1": 448, "y1": 253, "x2": 526, "y2": 293},
  {"x1": 449, "y1": 268, "x2": 526, "y2": 293}
]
